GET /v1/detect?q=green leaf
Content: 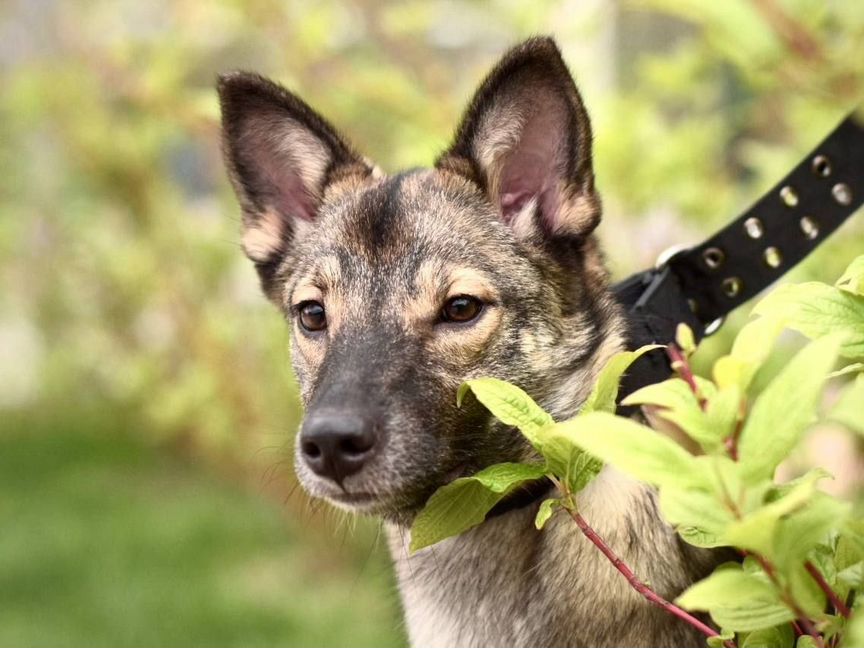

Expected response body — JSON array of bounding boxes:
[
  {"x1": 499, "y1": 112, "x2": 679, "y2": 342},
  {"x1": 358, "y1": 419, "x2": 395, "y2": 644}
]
[
  {"x1": 535, "y1": 498, "x2": 561, "y2": 530},
  {"x1": 837, "y1": 562, "x2": 864, "y2": 588},
  {"x1": 836, "y1": 255, "x2": 864, "y2": 296},
  {"x1": 546, "y1": 412, "x2": 703, "y2": 489},
  {"x1": 796, "y1": 636, "x2": 819, "y2": 648},
  {"x1": 702, "y1": 385, "x2": 741, "y2": 446},
  {"x1": 409, "y1": 462, "x2": 547, "y2": 552},
  {"x1": 706, "y1": 597, "x2": 796, "y2": 633},
  {"x1": 707, "y1": 628, "x2": 736, "y2": 648},
  {"x1": 692, "y1": 454, "x2": 772, "y2": 518},
  {"x1": 621, "y1": 377, "x2": 699, "y2": 410},
  {"x1": 766, "y1": 467, "x2": 833, "y2": 502},
  {"x1": 723, "y1": 477, "x2": 819, "y2": 556},
  {"x1": 580, "y1": 344, "x2": 662, "y2": 414},
  {"x1": 753, "y1": 283, "x2": 864, "y2": 358},
  {"x1": 458, "y1": 378, "x2": 553, "y2": 448},
  {"x1": 676, "y1": 564, "x2": 794, "y2": 632},
  {"x1": 786, "y1": 561, "x2": 827, "y2": 619},
  {"x1": 836, "y1": 519, "x2": 864, "y2": 578},
  {"x1": 715, "y1": 316, "x2": 785, "y2": 391},
  {"x1": 837, "y1": 527, "x2": 864, "y2": 572},
  {"x1": 676, "y1": 564, "x2": 775, "y2": 608},
  {"x1": 829, "y1": 374, "x2": 864, "y2": 436},
  {"x1": 844, "y1": 607, "x2": 864, "y2": 648},
  {"x1": 741, "y1": 624, "x2": 794, "y2": 648},
  {"x1": 714, "y1": 355, "x2": 749, "y2": 393},
  {"x1": 540, "y1": 431, "x2": 603, "y2": 494},
  {"x1": 773, "y1": 493, "x2": 850, "y2": 567},
  {"x1": 660, "y1": 487, "x2": 735, "y2": 547},
  {"x1": 828, "y1": 362, "x2": 864, "y2": 378},
  {"x1": 676, "y1": 323, "x2": 697, "y2": 355},
  {"x1": 738, "y1": 335, "x2": 842, "y2": 483},
  {"x1": 808, "y1": 545, "x2": 838, "y2": 592},
  {"x1": 623, "y1": 377, "x2": 731, "y2": 451}
]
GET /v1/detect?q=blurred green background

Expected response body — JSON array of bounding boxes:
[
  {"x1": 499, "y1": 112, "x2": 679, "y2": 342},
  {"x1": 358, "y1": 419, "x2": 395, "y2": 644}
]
[{"x1": 1, "y1": 1, "x2": 862, "y2": 646}]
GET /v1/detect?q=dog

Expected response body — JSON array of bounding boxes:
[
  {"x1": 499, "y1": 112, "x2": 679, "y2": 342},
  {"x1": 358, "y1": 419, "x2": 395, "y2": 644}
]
[{"x1": 218, "y1": 36, "x2": 720, "y2": 648}]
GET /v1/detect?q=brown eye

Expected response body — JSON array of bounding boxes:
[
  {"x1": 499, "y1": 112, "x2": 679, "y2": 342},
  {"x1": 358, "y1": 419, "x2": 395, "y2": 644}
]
[
  {"x1": 298, "y1": 301, "x2": 327, "y2": 332},
  {"x1": 441, "y1": 295, "x2": 483, "y2": 324}
]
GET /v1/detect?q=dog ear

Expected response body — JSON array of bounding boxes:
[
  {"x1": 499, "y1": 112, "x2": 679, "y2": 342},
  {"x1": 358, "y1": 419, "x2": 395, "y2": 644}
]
[
  {"x1": 218, "y1": 72, "x2": 373, "y2": 300},
  {"x1": 436, "y1": 37, "x2": 599, "y2": 240}
]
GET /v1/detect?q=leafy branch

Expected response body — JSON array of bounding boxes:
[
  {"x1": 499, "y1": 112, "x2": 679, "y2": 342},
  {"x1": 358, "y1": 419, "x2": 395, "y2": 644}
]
[
  {"x1": 410, "y1": 255, "x2": 864, "y2": 648},
  {"x1": 549, "y1": 472, "x2": 734, "y2": 646}
]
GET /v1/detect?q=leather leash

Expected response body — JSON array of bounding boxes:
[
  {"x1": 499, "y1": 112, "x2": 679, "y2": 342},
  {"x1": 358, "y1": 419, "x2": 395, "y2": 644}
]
[{"x1": 487, "y1": 110, "x2": 864, "y2": 519}]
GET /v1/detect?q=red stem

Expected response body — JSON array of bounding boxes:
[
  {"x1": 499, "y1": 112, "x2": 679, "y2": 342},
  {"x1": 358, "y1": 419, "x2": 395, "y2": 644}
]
[
  {"x1": 754, "y1": 555, "x2": 824, "y2": 648},
  {"x1": 805, "y1": 561, "x2": 851, "y2": 618},
  {"x1": 668, "y1": 343, "x2": 747, "y2": 461},
  {"x1": 567, "y1": 509, "x2": 735, "y2": 648},
  {"x1": 666, "y1": 345, "x2": 707, "y2": 410},
  {"x1": 725, "y1": 419, "x2": 742, "y2": 461}
]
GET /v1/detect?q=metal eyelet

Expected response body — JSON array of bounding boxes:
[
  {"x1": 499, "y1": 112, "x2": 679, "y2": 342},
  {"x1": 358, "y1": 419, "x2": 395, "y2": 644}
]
[
  {"x1": 704, "y1": 317, "x2": 725, "y2": 337},
  {"x1": 780, "y1": 186, "x2": 799, "y2": 207},
  {"x1": 832, "y1": 183, "x2": 852, "y2": 206},
  {"x1": 744, "y1": 217, "x2": 764, "y2": 239},
  {"x1": 812, "y1": 155, "x2": 831, "y2": 177},
  {"x1": 703, "y1": 247, "x2": 725, "y2": 270},
  {"x1": 763, "y1": 247, "x2": 783, "y2": 268},
  {"x1": 800, "y1": 216, "x2": 819, "y2": 240},
  {"x1": 722, "y1": 277, "x2": 742, "y2": 298}
]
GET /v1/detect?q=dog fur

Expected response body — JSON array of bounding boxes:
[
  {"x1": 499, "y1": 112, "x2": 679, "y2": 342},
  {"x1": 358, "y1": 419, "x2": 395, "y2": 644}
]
[{"x1": 219, "y1": 37, "x2": 720, "y2": 647}]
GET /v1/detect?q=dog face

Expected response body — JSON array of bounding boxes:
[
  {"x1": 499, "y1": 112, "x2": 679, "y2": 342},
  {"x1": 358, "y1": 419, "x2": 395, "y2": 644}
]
[{"x1": 219, "y1": 38, "x2": 625, "y2": 521}]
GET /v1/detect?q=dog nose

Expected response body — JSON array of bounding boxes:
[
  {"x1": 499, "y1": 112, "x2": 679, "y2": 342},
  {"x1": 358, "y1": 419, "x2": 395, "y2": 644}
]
[{"x1": 299, "y1": 411, "x2": 377, "y2": 482}]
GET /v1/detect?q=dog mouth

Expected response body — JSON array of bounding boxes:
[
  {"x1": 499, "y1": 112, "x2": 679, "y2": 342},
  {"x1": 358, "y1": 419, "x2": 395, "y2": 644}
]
[
  {"x1": 315, "y1": 486, "x2": 396, "y2": 514},
  {"x1": 311, "y1": 475, "x2": 451, "y2": 517},
  {"x1": 328, "y1": 490, "x2": 377, "y2": 505}
]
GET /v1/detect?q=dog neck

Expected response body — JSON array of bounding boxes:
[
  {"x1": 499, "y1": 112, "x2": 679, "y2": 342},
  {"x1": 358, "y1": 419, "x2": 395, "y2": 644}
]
[{"x1": 386, "y1": 466, "x2": 718, "y2": 648}]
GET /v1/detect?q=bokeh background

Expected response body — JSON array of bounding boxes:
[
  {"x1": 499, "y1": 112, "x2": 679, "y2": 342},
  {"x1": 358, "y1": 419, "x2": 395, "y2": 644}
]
[{"x1": 1, "y1": 1, "x2": 862, "y2": 646}]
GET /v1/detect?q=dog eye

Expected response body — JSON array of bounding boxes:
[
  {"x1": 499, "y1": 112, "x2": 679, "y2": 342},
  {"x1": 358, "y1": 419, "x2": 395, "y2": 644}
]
[
  {"x1": 298, "y1": 301, "x2": 327, "y2": 332},
  {"x1": 441, "y1": 295, "x2": 483, "y2": 324}
]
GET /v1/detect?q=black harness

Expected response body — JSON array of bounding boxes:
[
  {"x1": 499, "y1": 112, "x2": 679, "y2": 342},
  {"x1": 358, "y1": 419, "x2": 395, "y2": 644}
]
[{"x1": 488, "y1": 110, "x2": 864, "y2": 518}]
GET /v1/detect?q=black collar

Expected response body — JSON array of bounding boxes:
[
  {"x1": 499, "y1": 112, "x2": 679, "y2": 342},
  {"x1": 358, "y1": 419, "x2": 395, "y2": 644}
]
[
  {"x1": 486, "y1": 110, "x2": 864, "y2": 521},
  {"x1": 486, "y1": 477, "x2": 555, "y2": 519}
]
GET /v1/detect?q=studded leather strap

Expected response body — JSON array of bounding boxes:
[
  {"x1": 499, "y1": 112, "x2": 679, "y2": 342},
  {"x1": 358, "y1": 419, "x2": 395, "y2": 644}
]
[
  {"x1": 614, "y1": 111, "x2": 864, "y2": 403},
  {"x1": 667, "y1": 113, "x2": 864, "y2": 326}
]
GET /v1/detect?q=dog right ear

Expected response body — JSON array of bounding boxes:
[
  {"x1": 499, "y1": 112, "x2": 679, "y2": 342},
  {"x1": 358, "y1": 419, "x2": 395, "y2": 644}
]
[
  {"x1": 436, "y1": 37, "x2": 600, "y2": 242},
  {"x1": 218, "y1": 72, "x2": 372, "y2": 301}
]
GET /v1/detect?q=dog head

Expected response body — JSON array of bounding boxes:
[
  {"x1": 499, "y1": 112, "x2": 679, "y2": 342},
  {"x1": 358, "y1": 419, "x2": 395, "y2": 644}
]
[{"x1": 219, "y1": 37, "x2": 625, "y2": 521}]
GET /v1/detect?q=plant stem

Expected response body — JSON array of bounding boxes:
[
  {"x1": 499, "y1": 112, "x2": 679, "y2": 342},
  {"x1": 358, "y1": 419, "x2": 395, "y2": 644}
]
[
  {"x1": 666, "y1": 345, "x2": 707, "y2": 410},
  {"x1": 805, "y1": 560, "x2": 851, "y2": 618},
  {"x1": 724, "y1": 419, "x2": 742, "y2": 461},
  {"x1": 564, "y1": 507, "x2": 735, "y2": 648},
  {"x1": 754, "y1": 555, "x2": 824, "y2": 647}
]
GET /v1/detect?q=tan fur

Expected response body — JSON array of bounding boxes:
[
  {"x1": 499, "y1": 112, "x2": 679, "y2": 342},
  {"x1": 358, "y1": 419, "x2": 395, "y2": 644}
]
[
  {"x1": 242, "y1": 207, "x2": 287, "y2": 263},
  {"x1": 271, "y1": 120, "x2": 330, "y2": 194}
]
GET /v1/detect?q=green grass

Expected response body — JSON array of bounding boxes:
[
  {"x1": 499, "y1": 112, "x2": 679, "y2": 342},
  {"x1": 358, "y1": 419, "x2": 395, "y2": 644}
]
[{"x1": 0, "y1": 414, "x2": 405, "y2": 648}]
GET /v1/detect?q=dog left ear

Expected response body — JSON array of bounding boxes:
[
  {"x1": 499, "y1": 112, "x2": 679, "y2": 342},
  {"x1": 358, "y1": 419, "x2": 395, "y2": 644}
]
[{"x1": 436, "y1": 37, "x2": 599, "y2": 240}]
